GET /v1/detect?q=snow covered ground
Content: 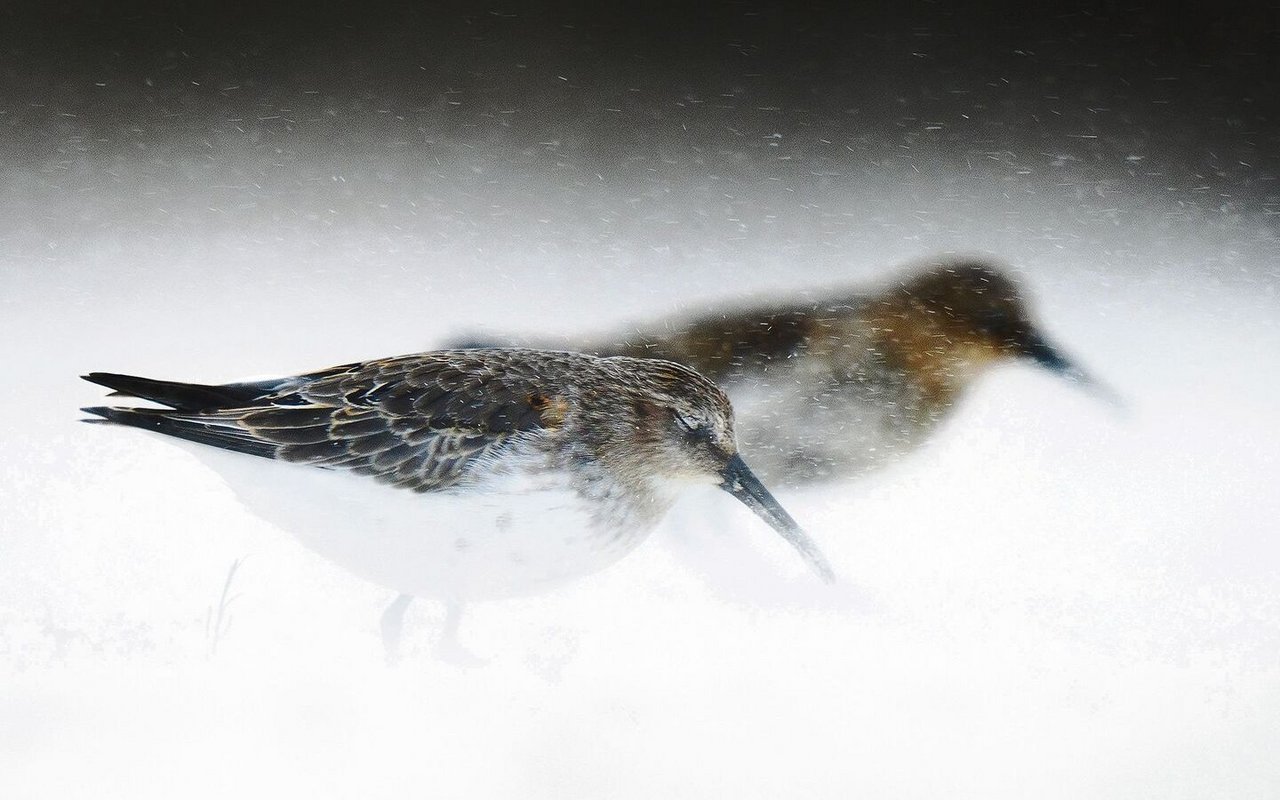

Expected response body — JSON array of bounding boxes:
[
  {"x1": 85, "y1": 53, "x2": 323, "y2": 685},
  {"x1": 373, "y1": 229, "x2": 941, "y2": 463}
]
[{"x1": 2, "y1": 6, "x2": 1278, "y2": 798}]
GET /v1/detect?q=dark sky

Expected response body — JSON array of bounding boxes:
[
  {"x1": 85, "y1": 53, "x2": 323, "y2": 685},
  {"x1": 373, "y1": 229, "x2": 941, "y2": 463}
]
[{"x1": 2, "y1": 1, "x2": 1277, "y2": 212}]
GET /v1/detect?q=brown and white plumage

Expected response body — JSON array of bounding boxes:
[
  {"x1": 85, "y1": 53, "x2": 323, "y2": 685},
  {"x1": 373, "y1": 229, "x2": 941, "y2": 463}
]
[
  {"x1": 82, "y1": 348, "x2": 832, "y2": 658},
  {"x1": 85, "y1": 350, "x2": 596, "y2": 495}
]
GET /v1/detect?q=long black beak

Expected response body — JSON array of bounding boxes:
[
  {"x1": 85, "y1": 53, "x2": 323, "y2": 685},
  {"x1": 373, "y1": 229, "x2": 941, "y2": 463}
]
[
  {"x1": 719, "y1": 454, "x2": 834, "y2": 583},
  {"x1": 1020, "y1": 330, "x2": 1124, "y2": 409}
]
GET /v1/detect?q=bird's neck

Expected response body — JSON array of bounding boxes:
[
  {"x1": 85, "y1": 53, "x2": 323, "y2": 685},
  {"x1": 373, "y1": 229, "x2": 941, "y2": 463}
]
[{"x1": 860, "y1": 298, "x2": 999, "y2": 410}]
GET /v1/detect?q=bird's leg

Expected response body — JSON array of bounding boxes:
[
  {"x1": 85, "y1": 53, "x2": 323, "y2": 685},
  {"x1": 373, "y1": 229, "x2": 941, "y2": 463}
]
[
  {"x1": 380, "y1": 593, "x2": 414, "y2": 664},
  {"x1": 435, "y1": 600, "x2": 487, "y2": 667}
]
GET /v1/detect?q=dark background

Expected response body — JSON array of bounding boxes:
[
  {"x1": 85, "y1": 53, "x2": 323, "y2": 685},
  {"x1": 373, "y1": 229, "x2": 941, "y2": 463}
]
[{"x1": 3, "y1": 1, "x2": 1276, "y2": 211}]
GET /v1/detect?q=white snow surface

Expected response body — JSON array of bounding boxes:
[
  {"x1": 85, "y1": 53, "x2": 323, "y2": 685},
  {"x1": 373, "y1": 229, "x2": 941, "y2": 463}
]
[{"x1": 2, "y1": 144, "x2": 1279, "y2": 799}]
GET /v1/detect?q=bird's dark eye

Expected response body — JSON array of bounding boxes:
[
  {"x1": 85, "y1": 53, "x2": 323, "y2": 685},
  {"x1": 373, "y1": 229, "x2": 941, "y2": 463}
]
[
  {"x1": 675, "y1": 412, "x2": 713, "y2": 441},
  {"x1": 975, "y1": 308, "x2": 1013, "y2": 334}
]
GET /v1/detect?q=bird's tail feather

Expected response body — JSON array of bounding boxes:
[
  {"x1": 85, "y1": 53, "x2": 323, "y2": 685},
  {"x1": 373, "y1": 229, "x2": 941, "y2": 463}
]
[
  {"x1": 80, "y1": 405, "x2": 278, "y2": 459},
  {"x1": 80, "y1": 372, "x2": 285, "y2": 412}
]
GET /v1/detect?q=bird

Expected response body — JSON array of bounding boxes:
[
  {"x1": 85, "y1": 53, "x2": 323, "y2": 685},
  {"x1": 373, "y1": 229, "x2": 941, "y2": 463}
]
[
  {"x1": 451, "y1": 259, "x2": 1112, "y2": 487},
  {"x1": 80, "y1": 348, "x2": 833, "y2": 661}
]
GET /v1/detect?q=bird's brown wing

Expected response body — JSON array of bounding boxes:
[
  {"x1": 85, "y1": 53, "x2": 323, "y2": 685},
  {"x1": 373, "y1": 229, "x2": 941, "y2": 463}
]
[{"x1": 82, "y1": 350, "x2": 574, "y2": 493}]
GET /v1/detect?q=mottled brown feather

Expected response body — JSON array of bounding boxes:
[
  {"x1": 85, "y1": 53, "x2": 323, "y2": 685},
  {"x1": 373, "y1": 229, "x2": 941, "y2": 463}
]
[{"x1": 92, "y1": 350, "x2": 585, "y2": 494}]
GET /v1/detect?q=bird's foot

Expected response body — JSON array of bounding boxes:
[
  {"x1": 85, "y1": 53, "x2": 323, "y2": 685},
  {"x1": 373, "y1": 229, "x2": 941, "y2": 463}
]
[
  {"x1": 380, "y1": 593, "x2": 414, "y2": 665},
  {"x1": 435, "y1": 600, "x2": 488, "y2": 667}
]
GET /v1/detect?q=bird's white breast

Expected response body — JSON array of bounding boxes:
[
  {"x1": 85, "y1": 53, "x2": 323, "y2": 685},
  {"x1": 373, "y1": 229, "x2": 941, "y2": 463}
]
[{"x1": 168, "y1": 441, "x2": 656, "y2": 601}]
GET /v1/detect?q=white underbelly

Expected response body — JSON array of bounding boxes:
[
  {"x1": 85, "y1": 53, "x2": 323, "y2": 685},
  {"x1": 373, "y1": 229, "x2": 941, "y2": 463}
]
[{"x1": 168, "y1": 442, "x2": 651, "y2": 601}]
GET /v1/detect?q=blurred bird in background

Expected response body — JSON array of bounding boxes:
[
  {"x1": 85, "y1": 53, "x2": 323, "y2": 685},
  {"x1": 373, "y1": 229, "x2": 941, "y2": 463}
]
[{"x1": 453, "y1": 258, "x2": 1113, "y2": 487}]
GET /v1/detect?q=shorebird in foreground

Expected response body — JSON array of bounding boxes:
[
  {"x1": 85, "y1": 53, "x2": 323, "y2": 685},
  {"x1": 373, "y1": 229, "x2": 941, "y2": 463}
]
[
  {"x1": 81, "y1": 348, "x2": 832, "y2": 661},
  {"x1": 455, "y1": 260, "x2": 1112, "y2": 486}
]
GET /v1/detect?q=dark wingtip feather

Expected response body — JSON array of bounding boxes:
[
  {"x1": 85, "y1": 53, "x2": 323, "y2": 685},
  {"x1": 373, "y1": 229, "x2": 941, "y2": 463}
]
[
  {"x1": 79, "y1": 405, "x2": 160, "y2": 428},
  {"x1": 78, "y1": 404, "x2": 279, "y2": 459},
  {"x1": 79, "y1": 406, "x2": 115, "y2": 424},
  {"x1": 82, "y1": 372, "x2": 165, "y2": 400},
  {"x1": 80, "y1": 405, "x2": 118, "y2": 421},
  {"x1": 80, "y1": 371, "x2": 288, "y2": 412},
  {"x1": 82, "y1": 373, "x2": 129, "y2": 390}
]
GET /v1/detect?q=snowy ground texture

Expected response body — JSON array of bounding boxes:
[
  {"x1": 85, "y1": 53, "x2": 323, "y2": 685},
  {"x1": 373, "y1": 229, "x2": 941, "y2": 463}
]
[{"x1": 2, "y1": 4, "x2": 1279, "y2": 798}]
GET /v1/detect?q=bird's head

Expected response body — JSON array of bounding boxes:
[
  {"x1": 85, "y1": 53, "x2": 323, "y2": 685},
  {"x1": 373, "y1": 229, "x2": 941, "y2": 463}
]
[
  {"x1": 868, "y1": 260, "x2": 1113, "y2": 405},
  {"x1": 584, "y1": 356, "x2": 834, "y2": 582}
]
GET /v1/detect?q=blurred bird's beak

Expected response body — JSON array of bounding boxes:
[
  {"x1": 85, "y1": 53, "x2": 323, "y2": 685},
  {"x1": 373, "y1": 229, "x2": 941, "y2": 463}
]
[
  {"x1": 719, "y1": 454, "x2": 835, "y2": 582},
  {"x1": 1020, "y1": 330, "x2": 1124, "y2": 409}
]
